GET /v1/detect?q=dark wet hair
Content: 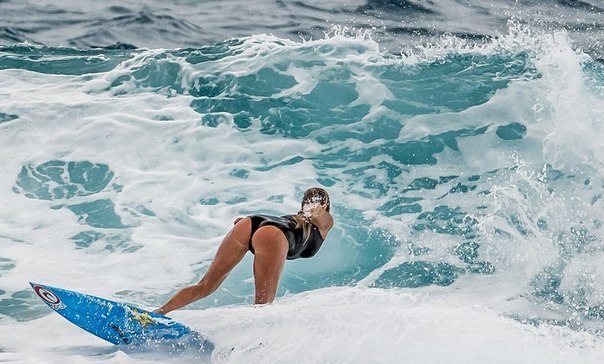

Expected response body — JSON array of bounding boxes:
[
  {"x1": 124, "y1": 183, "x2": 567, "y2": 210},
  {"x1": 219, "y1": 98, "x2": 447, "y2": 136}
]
[{"x1": 301, "y1": 187, "x2": 330, "y2": 212}]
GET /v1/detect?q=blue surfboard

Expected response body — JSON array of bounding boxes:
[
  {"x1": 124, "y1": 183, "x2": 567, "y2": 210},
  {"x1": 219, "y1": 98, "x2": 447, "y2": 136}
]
[{"x1": 30, "y1": 282, "x2": 214, "y2": 353}]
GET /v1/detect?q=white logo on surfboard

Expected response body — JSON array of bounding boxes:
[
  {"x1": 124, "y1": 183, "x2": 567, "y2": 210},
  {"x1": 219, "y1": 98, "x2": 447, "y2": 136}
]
[{"x1": 33, "y1": 285, "x2": 66, "y2": 310}]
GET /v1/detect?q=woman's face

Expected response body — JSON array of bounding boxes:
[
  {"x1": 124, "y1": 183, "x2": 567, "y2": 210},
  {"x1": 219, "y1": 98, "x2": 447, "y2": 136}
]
[
  {"x1": 301, "y1": 188, "x2": 330, "y2": 217},
  {"x1": 302, "y1": 195, "x2": 324, "y2": 218}
]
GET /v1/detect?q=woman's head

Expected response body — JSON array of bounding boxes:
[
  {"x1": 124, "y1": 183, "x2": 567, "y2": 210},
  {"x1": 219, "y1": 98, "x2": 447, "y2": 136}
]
[{"x1": 301, "y1": 187, "x2": 330, "y2": 213}]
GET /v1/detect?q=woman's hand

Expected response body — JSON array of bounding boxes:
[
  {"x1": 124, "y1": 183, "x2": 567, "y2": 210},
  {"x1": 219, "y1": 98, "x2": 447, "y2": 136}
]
[
  {"x1": 309, "y1": 203, "x2": 328, "y2": 220},
  {"x1": 307, "y1": 203, "x2": 333, "y2": 237}
]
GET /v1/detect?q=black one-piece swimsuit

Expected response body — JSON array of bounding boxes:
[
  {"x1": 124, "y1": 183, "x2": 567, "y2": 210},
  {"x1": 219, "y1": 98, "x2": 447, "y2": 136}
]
[{"x1": 247, "y1": 215, "x2": 325, "y2": 260}]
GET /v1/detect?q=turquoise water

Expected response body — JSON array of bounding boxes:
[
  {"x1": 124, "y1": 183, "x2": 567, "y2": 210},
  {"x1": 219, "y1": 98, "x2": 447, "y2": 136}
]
[{"x1": 1, "y1": 18, "x2": 604, "y2": 363}]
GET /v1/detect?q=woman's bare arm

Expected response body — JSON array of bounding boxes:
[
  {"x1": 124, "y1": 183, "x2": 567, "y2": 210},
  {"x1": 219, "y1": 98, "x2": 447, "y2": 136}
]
[{"x1": 309, "y1": 203, "x2": 333, "y2": 237}]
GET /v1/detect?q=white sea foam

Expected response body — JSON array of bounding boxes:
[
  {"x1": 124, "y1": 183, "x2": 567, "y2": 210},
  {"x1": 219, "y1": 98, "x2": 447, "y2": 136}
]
[{"x1": 2, "y1": 287, "x2": 604, "y2": 363}]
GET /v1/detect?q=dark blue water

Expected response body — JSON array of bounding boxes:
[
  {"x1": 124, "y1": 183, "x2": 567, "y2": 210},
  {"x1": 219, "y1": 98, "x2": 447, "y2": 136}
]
[{"x1": 1, "y1": 0, "x2": 603, "y2": 58}]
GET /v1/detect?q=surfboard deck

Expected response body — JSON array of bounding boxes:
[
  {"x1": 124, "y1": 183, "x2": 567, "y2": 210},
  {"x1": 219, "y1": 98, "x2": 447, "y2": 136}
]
[{"x1": 30, "y1": 282, "x2": 214, "y2": 353}]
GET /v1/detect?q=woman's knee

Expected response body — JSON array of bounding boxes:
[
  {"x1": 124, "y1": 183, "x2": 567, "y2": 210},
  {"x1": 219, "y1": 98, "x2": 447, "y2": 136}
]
[{"x1": 194, "y1": 278, "x2": 220, "y2": 297}]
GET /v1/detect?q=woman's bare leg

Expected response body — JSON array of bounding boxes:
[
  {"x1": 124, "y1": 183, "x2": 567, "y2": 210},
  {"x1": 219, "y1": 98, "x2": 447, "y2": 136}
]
[
  {"x1": 251, "y1": 226, "x2": 288, "y2": 304},
  {"x1": 155, "y1": 218, "x2": 252, "y2": 315}
]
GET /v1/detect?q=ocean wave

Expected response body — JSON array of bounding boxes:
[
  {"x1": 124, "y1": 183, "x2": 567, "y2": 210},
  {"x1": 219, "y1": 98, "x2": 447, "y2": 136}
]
[{"x1": 0, "y1": 19, "x2": 603, "y2": 363}]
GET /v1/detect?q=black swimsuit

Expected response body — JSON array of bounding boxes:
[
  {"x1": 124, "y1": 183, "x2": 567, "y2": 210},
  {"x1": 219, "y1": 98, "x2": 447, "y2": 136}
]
[{"x1": 248, "y1": 215, "x2": 325, "y2": 260}]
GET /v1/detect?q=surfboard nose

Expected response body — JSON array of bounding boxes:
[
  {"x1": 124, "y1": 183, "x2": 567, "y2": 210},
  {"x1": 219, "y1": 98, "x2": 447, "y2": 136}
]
[{"x1": 29, "y1": 282, "x2": 46, "y2": 290}]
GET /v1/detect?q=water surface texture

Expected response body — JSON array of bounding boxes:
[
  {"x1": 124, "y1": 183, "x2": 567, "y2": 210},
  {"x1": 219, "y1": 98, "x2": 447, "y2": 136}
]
[{"x1": 1, "y1": 0, "x2": 604, "y2": 363}]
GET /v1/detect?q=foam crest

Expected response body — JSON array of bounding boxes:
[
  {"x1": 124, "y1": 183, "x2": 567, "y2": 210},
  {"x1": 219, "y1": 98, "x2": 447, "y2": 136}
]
[{"x1": 196, "y1": 287, "x2": 604, "y2": 364}]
